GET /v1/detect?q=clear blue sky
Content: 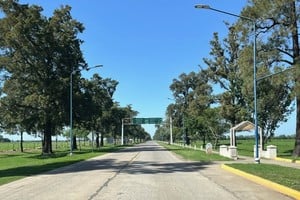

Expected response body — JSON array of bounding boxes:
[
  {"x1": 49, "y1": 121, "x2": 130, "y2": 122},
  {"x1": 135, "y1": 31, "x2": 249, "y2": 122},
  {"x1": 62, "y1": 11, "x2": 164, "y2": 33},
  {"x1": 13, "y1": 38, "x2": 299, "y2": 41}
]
[{"x1": 14, "y1": 0, "x2": 295, "y2": 139}]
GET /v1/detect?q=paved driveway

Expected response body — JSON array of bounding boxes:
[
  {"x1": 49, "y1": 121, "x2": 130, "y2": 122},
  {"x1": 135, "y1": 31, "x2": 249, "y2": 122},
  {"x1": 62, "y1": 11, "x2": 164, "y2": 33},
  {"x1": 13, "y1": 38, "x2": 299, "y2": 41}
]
[{"x1": 0, "y1": 141, "x2": 292, "y2": 199}]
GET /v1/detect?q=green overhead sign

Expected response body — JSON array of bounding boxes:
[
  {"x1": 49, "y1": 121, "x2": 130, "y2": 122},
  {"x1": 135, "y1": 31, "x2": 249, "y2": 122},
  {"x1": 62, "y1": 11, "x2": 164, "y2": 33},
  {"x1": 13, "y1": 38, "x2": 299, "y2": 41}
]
[{"x1": 132, "y1": 118, "x2": 162, "y2": 125}]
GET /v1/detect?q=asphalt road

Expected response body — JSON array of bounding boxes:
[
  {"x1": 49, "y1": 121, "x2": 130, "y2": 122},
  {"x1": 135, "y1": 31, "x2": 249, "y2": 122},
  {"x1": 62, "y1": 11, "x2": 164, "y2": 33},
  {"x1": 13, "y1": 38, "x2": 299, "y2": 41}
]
[{"x1": 0, "y1": 141, "x2": 292, "y2": 200}]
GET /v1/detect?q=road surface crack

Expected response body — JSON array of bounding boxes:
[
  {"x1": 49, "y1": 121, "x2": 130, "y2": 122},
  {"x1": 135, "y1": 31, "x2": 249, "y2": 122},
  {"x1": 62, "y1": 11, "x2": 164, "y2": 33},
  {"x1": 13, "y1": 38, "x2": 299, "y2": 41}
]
[{"x1": 88, "y1": 152, "x2": 140, "y2": 200}]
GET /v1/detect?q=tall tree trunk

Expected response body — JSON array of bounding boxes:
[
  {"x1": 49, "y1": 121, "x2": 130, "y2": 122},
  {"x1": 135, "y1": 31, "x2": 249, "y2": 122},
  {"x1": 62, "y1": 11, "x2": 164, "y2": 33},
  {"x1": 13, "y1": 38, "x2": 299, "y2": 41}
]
[
  {"x1": 72, "y1": 136, "x2": 77, "y2": 150},
  {"x1": 78, "y1": 137, "x2": 81, "y2": 151},
  {"x1": 202, "y1": 135, "x2": 206, "y2": 149},
  {"x1": 100, "y1": 133, "x2": 104, "y2": 147},
  {"x1": 262, "y1": 135, "x2": 268, "y2": 150},
  {"x1": 291, "y1": 0, "x2": 300, "y2": 157},
  {"x1": 20, "y1": 131, "x2": 23, "y2": 152},
  {"x1": 114, "y1": 134, "x2": 117, "y2": 145},
  {"x1": 294, "y1": 97, "x2": 300, "y2": 156},
  {"x1": 42, "y1": 121, "x2": 53, "y2": 154},
  {"x1": 95, "y1": 133, "x2": 100, "y2": 148}
]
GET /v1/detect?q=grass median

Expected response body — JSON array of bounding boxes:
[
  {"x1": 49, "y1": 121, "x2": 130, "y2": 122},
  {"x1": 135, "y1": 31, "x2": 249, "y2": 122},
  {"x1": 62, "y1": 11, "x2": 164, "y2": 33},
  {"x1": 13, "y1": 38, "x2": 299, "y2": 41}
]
[
  {"x1": 158, "y1": 142, "x2": 230, "y2": 162},
  {"x1": 0, "y1": 145, "x2": 123, "y2": 186}
]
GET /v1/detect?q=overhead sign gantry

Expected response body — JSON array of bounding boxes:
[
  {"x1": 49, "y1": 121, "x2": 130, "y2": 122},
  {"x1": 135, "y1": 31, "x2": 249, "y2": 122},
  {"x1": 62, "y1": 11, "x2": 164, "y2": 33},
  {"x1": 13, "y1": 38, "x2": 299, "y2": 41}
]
[{"x1": 121, "y1": 117, "x2": 163, "y2": 145}]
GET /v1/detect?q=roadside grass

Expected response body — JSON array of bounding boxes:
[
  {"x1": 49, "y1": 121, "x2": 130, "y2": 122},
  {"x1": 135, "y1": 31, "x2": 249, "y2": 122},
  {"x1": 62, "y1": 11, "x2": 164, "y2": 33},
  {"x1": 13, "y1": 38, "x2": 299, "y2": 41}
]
[
  {"x1": 231, "y1": 139, "x2": 299, "y2": 160},
  {"x1": 158, "y1": 141, "x2": 300, "y2": 191},
  {"x1": 226, "y1": 163, "x2": 300, "y2": 191},
  {"x1": 189, "y1": 138, "x2": 298, "y2": 160},
  {"x1": 267, "y1": 139, "x2": 298, "y2": 159},
  {"x1": 0, "y1": 141, "x2": 68, "y2": 152},
  {"x1": 158, "y1": 142, "x2": 230, "y2": 162},
  {"x1": 0, "y1": 145, "x2": 123, "y2": 186}
]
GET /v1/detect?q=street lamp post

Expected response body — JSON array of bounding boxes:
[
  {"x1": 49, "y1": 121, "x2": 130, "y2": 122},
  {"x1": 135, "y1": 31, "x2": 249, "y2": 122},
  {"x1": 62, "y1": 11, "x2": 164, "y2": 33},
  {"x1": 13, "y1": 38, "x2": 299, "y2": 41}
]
[
  {"x1": 195, "y1": 4, "x2": 260, "y2": 163},
  {"x1": 167, "y1": 98, "x2": 176, "y2": 145},
  {"x1": 169, "y1": 116, "x2": 173, "y2": 144},
  {"x1": 69, "y1": 64, "x2": 103, "y2": 156},
  {"x1": 121, "y1": 118, "x2": 124, "y2": 145}
]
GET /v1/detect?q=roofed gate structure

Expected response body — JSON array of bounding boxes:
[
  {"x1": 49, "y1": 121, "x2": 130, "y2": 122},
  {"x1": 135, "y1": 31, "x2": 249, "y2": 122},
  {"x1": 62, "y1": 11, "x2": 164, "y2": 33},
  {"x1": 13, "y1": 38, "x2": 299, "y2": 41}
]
[
  {"x1": 220, "y1": 121, "x2": 277, "y2": 159},
  {"x1": 229, "y1": 121, "x2": 262, "y2": 149},
  {"x1": 219, "y1": 121, "x2": 263, "y2": 160}
]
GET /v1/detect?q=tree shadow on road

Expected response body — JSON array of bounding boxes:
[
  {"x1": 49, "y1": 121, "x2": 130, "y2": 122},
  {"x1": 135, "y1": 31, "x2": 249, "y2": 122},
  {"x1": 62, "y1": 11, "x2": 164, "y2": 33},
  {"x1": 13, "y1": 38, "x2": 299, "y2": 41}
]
[
  {"x1": 48, "y1": 142, "x2": 211, "y2": 175},
  {"x1": 0, "y1": 142, "x2": 213, "y2": 183},
  {"x1": 43, "y1": 158, "x2": 211, "y2": 175}
]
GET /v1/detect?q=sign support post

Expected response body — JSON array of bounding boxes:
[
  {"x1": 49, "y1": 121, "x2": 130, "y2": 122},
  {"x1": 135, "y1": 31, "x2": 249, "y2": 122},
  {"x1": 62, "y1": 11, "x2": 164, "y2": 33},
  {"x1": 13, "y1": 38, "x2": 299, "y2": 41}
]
[{"x1": 121, "y1": 117, "x2": 163, "y2": 145}]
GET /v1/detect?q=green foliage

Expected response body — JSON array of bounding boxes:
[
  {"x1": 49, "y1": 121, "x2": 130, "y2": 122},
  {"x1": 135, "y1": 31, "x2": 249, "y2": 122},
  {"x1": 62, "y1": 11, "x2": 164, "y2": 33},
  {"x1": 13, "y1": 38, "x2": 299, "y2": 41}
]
[
  {"x1": 239, "y1": 0, "x2": 300, "y2": 156},
  {"x1": 0, "y1": 1, "x2": 122, "y2": 154},
  {"x1": 77, "y1": 75, "x2": 118, "y2": 135},
  {"x1": 153, "y1": 125, "x2": 169, "y2": 141},
  {"x1": 63, "y1": 127, "x2": 89, "y2": 140},
  {"x1": 204, "y1": 28, "x2": 250, "y2": 126},
  {"x1": 166, "y1": 71, "x2": 214, "y2": 144},
  {"x1": 0, "y1": 1, "x2": 86, "y2": 154},
  {"x1": 204, "y1": 22, "x2": 294, "y2": 147},
  {"x1": 163, "y1": 0, "x2": 299, "y2": 155}
]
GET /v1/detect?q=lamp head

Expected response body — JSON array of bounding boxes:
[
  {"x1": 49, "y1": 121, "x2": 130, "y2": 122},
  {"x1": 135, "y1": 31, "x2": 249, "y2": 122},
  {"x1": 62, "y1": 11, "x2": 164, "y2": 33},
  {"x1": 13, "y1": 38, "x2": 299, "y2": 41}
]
[
  {"x1": 94, "y1": 64, "x2": 103, "y2": 68},
  {"x1": 194, "y1": 4, "x2": 211, "y2": 9},
  {"x1": 86, "y1": 64, "x2": 103, "y2": 71}
]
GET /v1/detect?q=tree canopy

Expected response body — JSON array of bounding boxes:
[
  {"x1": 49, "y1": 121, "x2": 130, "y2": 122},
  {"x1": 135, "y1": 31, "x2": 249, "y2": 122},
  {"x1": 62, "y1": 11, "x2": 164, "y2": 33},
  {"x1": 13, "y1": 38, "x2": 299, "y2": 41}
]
[
  {"x1": 0, "y1": 0, "x2": 143, "y2": 154},
  {"x1": 157, "y1": 0, "x2": 299, "y2": 156}
]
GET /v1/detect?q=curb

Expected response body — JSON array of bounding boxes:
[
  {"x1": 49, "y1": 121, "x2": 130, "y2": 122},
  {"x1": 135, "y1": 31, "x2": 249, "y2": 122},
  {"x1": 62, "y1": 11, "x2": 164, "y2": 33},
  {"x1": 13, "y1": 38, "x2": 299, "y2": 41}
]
[
  {"x1": 275, "y1": 157, "x2": 300, "y2": 164},
  {"x1": 221, "y1": 164, "x2": 300, "y2": 200}
]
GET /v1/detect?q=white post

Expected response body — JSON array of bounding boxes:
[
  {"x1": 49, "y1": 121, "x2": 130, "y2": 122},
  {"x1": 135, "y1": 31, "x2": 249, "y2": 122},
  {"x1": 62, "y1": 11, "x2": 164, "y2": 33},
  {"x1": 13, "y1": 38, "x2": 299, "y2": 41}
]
[
  {"x1": 170, "y1": 117, "x2": 173, "y2": 144},
  {"x1": 121, "y1": 119, "x2": 124, "y2": 145}
]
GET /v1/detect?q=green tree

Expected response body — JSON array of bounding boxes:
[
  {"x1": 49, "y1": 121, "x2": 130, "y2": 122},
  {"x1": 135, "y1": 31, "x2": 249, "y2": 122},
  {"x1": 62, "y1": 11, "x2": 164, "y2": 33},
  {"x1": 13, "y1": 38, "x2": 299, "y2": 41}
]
[
  {"x1": 104, "y1": 104, "x2": 138, "y2": 145},
  {"x1": 169, "y1": 72, "x2": 196, "y2": 145},
  {"x1": 0, "y1": 1, "x2": 86, "y2": 154},
  {"x1": 153, "y1": 125, "x2": 169, "y2": 142},
  {"x1": 76, "y1": 74, "x2": 118, "y2": 148},
  {"x1": 238, "y1": 0, "x2": 298, "y2": 153},
  {"x1": 130, "y1": 125, "x2": 150, "y2": 143},
  {"x1": 201, "y1": 107, "x2": 229, "y2": 148},
  {"x1": 165, "y1": 103, "x2": 182, "y2": 143},
  {"x1": 203, "y1": 14, "x2": 294, "y2": 149},
  {"x1": 169, "y1": 71, "x2": 213, "y2": 145},
  {"x1": 203, "y1": 28, "x2": 250, "y2": 127},
  {"x1": 186, "y1": 70, "x2": 214, "y2": 146}
]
